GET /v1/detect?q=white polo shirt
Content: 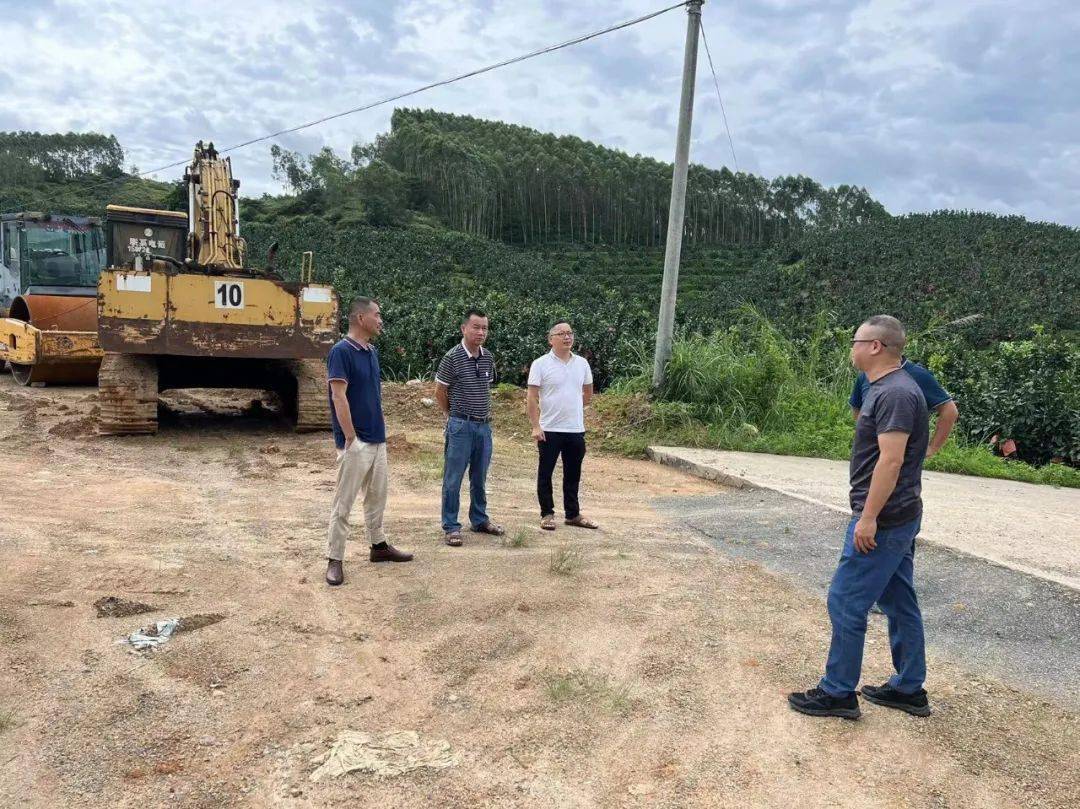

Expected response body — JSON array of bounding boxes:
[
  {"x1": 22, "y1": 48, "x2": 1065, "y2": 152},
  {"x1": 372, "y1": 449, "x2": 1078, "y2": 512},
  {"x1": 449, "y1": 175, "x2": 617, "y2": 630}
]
[{"x1": 527, "y1": 351, "x2": 593, "y2": 433}]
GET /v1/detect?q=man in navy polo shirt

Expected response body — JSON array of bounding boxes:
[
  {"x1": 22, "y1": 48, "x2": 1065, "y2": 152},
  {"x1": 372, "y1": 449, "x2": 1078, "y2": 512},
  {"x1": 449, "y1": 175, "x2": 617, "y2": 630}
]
[{"x1": 325, "y1": 297, "x2": 412, "y2": 586}]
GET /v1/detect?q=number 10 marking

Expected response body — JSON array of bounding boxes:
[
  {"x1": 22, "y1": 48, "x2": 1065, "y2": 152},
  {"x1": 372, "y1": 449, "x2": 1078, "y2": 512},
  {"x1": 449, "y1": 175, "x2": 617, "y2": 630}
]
[{"x1": 214, "y1": 281, "x2": 244, "y2": 309}]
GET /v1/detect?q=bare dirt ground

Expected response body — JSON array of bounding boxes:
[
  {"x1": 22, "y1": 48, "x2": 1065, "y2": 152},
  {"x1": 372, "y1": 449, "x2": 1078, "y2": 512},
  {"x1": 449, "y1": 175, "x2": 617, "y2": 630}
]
[{"x1": 0, "y1": 374, "x2": 1077, "y2": 808}]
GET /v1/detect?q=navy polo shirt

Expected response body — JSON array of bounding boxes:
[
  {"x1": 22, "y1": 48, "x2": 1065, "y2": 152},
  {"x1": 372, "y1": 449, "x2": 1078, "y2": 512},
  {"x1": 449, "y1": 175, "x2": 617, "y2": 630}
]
[
  {"x1": 327, "y1": 337, "x2": 387, "y2": 449},
  {"x1": 850, "y1": 358, "x2": 952, "y2": 412}
]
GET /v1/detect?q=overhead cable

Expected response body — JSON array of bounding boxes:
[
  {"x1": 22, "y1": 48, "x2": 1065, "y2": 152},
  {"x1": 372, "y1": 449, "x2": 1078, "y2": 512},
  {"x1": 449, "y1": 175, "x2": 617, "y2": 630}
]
[
  {"x1": 30, "y1": 0, "x2": 692, "y2": 207},
  {"x1": 699, "y1": 20, "x2": 739, "y2": 173}
]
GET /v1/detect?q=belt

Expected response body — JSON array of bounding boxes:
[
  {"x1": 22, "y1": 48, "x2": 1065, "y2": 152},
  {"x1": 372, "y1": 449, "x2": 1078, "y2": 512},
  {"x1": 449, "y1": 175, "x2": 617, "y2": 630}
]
[{"x1": 451, "y1": 412, "x2": 491, "y2": 423}]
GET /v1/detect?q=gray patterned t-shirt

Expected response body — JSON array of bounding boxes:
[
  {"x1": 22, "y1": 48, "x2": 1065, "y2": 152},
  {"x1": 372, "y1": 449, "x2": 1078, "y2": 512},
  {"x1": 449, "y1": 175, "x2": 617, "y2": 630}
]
[{"x1": 849, "y1": 368, "x2": 929, "y2": 527}]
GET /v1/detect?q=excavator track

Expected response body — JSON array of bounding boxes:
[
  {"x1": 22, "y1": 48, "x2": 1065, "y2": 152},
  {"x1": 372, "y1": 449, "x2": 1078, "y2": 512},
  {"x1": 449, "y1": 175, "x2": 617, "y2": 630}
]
[
  {"x1": 289, "y1": 358, "x2": 330, "y2": 432},
  {"x1": 98, "y1": 353, "x2": 159, "y2": 435}
]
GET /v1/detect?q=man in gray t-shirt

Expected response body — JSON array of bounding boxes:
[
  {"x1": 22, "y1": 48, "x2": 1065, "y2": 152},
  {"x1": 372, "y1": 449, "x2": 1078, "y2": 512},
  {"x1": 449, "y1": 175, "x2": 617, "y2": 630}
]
[
  {"x1": 789, "y1": 315, "x2": 933, "y2": 721},
  {"x1": 849, "y1": 369, "x2": 929, "y2": 526}
]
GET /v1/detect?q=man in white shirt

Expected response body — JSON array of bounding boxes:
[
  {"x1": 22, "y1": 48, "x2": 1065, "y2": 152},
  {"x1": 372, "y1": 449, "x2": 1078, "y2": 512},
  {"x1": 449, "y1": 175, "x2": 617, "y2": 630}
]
[{"x1": 526, "y1": 322, "x2": 599, "y2": 531}]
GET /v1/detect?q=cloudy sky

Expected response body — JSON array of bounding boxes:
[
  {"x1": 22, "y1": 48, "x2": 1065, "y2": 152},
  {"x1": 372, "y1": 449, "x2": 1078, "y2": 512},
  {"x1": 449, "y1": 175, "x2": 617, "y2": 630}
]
[{"x1": 2, "y1": 0, "x2": 1077, "y2": 226}]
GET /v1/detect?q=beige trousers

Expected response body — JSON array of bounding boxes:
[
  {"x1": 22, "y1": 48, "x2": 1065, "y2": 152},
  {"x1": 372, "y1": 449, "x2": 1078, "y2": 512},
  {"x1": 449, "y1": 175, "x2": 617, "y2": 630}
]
[{"x1": 326, "y1": 440, "x2": 388, "y2": 561}]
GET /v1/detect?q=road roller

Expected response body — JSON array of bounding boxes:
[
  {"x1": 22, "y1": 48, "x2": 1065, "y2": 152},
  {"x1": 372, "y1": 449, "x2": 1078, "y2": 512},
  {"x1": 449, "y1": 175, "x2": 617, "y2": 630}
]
[
  {"x1": 0, "y1": 212, "x2": 105, "y2": 385},
  {"x1": 95, "y1": 141, "x2": 339, "y2": 435}
]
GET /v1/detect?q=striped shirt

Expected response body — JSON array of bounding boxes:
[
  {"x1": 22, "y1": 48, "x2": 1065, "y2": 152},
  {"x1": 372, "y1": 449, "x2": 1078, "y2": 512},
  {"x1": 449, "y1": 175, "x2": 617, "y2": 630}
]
[{"x1": 436, "y1": 341, "x2": 496, "y2": 419}]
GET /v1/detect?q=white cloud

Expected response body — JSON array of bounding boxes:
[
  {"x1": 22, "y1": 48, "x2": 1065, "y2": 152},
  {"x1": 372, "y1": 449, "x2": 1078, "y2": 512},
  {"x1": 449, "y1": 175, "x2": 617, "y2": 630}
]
[{"x1": 1, "y1": 0, "x2": 1077, "y2": 225}]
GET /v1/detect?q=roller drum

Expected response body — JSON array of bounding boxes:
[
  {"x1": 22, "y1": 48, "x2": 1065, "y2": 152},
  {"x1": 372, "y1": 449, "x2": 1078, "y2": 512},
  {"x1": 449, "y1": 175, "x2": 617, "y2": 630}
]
[
  {"x1": 9, "y1": 294, "x2": 98, "y2": 332},
  {"x1": 6, "y1": 294, "x2": 101, "y2": 386}
]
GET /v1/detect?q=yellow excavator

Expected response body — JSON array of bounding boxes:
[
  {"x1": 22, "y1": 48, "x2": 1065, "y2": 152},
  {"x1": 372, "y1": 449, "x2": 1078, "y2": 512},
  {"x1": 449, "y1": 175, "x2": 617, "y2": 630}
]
[{"x1": 1, "y1": 141, "x2": 339, "y2": 434}]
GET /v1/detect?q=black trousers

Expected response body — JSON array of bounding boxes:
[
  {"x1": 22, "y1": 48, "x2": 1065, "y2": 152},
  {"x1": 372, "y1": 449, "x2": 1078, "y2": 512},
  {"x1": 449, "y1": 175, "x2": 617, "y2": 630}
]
[{"x1": 537, "y1": 431, "x2": 586, "y2": 518}]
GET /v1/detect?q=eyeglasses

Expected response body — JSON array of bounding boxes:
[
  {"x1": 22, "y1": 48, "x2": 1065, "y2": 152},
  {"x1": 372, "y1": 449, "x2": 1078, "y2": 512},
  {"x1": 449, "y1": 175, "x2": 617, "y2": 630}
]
[
  {"x1": 851, "y1": 338, "x2": 888, "y2": 347},
  {"x1": 550, "y1": 331, "x2": 574, "y2": 338}
]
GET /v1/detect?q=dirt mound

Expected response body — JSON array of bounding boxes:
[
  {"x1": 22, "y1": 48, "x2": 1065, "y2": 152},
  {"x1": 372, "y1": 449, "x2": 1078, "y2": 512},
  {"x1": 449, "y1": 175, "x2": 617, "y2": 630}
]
[
  {"x1": 175, "y1": 613, "x2": 225, "y2": 634},
  {"x1": 48, "y1": 415, "x2": 98, "y2": 440},
  {"x1": 385, "y1": 432, "x2": 418, "y2": 457},
  {"x1": 381, "y1": 382, "x2": 443, "y2": 428},
  {"x1": 94, "y1": 596, "x2": 156, "y2": 618}
]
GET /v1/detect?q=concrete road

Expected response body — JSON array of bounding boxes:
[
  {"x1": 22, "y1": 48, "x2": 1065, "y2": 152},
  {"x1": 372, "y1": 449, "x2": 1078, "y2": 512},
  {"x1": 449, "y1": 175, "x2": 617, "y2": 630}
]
[{"x1": 648, "y1": 447, "x2": 1080, "y2": 591}]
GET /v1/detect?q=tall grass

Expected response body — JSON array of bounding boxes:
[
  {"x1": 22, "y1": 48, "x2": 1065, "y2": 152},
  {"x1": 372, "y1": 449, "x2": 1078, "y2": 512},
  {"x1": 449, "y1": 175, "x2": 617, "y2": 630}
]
[
  {"x1": 597, "y1": 306, "x2": 1080, "y2": 488},
  {"x1": 608, "y1": 307, "x2": 856, "y2": 459}
]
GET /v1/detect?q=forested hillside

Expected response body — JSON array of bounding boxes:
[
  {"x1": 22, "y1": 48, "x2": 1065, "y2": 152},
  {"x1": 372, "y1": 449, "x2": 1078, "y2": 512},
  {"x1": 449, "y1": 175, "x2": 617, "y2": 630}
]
[
  {"x1": 748, "y1": 212, "x2": 1080, "y2": 345},
  {"x1": 267, "y1": 108, "x2": 887, "y2": 247},
  {"x1": 0, "y1": 131, "x2": 177, "y2": 214},
  {"x1": 3, "y1": 120, "x2": 1076, "y2": 471}
]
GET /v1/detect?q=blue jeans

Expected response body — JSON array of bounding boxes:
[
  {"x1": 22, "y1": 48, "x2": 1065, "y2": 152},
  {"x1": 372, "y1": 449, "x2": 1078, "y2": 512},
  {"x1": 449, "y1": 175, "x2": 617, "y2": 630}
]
[
  {"x1": 819, "y1": 515, "x2": 926, "y2": 697},
  {"x1": 441, "y1": 417, "x2": 492, "y2": 532}
]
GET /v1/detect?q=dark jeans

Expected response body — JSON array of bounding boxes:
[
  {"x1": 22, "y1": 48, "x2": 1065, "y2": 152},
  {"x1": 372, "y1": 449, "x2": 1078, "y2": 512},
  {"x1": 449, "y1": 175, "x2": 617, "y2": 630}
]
[
  {"x1": 441, "y1": 417, "x2": 492, "y2": 532},
  {"x1": 537, "y1": 431, "x2": 586, "y2": 519},
  {"x1": 819, "y1": 515, "x2": 926, "y2": 697}
]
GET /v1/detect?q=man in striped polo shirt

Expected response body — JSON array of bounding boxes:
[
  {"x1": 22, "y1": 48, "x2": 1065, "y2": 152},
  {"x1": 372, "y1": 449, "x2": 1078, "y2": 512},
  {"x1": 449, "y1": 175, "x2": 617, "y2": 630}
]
[{"x1": 435, "y1": 309, "x2": 505, "y2": 546}]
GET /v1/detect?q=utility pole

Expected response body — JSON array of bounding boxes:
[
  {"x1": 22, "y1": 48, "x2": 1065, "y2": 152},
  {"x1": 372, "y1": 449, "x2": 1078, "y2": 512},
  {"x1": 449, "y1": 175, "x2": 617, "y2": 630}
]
[{"x1": 652, "y1": 0, "x2": 703, "y2": 388}]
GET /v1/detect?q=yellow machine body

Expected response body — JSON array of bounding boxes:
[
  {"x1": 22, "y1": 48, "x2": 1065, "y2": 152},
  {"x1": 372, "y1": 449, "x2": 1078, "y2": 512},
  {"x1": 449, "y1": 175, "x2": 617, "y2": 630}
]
[
  {"x1": 93, "y1": 141, "x2": 338, "y2": 434},
  {"x1": 97, "y1": 268, "x2": 337, "y2": 358},
  {"x1": 0, "y1": 318, "x2": 101, "y2": 366},
  {"x1": 0, "y1": 320, "x2": 101, "y2": 385}
]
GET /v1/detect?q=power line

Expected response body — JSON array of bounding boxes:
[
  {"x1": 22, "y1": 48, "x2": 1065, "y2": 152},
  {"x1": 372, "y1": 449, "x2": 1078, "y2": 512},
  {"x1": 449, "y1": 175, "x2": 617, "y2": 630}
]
[
  {"x1": 22, "y1": 1, "x2": 691, "y2": 210},
  {"x1": 212, "y1": 1, "x2": 692, "y2": 162},
  {"x1": 699, "y1": 20, "x2": 739, "y2": 173}
]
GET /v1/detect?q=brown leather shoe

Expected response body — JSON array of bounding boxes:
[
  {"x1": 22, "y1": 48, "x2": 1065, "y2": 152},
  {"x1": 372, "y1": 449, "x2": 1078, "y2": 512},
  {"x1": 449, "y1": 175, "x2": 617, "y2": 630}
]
[
  {"x1": 370, "y1": 544, "x2": 413, "y2": 563},
  {"x1": 326, "y1": 559, "x2": 344, "y2": 586}
]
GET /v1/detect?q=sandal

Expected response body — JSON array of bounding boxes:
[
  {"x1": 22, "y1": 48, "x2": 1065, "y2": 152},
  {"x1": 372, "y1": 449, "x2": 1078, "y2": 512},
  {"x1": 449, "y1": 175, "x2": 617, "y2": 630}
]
[
  {"x1": 471, "y1": 521, "x2": 505, "y2": 536},
  {"x1": 445, "y1": 531, "x2": 463, "y2": 547},
  {"x1": 540, "y1": 515, "x2": 557, "y2": 531},
  {"x1": 565, "y1": 515, "x2": 599, "y2": 530}
]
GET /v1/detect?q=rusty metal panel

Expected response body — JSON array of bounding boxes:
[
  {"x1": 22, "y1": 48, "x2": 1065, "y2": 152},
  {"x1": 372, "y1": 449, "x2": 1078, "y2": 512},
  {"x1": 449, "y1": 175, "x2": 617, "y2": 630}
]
[
  {"x1": 97, "y1": 268, "x2": 339, "y2": 360},
  {"x1": 169, "y1": 274, "x2": 296, "y2": 327},
  {"x1": 0, "y1": 318, "x2": 38, "y2": 364},
  {"x1": 299, "y1": 284, "x2": 338, "y2": 335},
  {"x1": 97, "y1": 316, "x2": 335, "y2": 359},
  {"x1": 98, "y1": 270, "x2": 167, "y2": 321},
  {"x1": 38, "y1": 330, "x2": 103, "y2": 361}
]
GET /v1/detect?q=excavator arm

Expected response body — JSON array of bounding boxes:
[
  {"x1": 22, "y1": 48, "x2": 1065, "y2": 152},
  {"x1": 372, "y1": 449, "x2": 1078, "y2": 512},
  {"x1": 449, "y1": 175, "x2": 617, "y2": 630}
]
[{"x1": 184, "y1": 141, "x2": 247, "y2": 272}]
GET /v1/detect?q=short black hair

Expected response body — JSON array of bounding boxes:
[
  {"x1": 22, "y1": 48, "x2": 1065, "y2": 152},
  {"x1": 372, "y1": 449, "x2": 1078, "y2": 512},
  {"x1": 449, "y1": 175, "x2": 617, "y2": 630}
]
[
  {"x1": 462, "y1": 308, "x2": 488, "y2": 324},
  {"x1": 349, "y1": 297, "x2": 376, "y2": 319},
  {"x1": 862, "y1": 314, "x2": 906, "y2": 355}
]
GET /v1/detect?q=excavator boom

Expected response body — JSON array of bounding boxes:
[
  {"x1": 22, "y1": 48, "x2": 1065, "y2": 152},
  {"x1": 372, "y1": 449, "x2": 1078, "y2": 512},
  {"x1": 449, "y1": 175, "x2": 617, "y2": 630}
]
[{"x1": 185, "y1": 141, "x2": 246, "y2": 272}]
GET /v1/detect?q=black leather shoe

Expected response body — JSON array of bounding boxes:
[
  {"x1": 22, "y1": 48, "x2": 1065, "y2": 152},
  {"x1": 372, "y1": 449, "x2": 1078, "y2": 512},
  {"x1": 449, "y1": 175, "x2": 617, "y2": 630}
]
[
  {"x1": 370, "y1": 544, "x2": 413, "y2": 563},
  {"x1": 326, "y1": 559, "x2": 344, "y2": 586},
  {"x1": 860, "y1": 683, "x2": 931, "y2": 716},
  {"x1": 787, "y1": 687, "x2": 861, "y2": 719}
]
